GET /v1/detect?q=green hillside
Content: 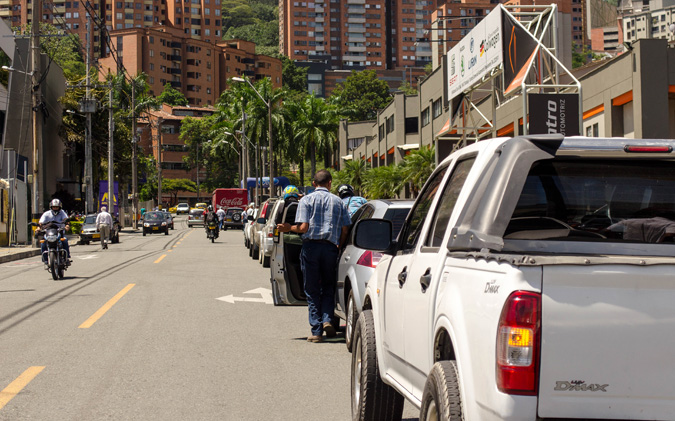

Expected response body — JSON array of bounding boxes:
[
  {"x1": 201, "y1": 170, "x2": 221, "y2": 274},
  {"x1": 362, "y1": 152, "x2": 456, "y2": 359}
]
[{"x1": 221, "y1": 0, "x2": 280, "y2": 56}]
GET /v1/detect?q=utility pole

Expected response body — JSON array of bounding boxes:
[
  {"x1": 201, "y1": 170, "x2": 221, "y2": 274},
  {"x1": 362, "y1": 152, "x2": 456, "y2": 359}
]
[
  {"x1": 108, "y1": 81, "x2": 114, "y2": 216},
  {"x1": 196, "y1": 142, "x2": 200, "y2": 203},
  {"x1": 31, "y1": 0, "x2": 42, "y2": 238},
  {"x1": 84, "y1": 14, "x2": 94, "y2": 214},
  {"x1": 131, "y1": 80, "x2": 138, "y2": 229},
  {"x1": 157, "y1": 118, "x2": 163, "y2": 209}
]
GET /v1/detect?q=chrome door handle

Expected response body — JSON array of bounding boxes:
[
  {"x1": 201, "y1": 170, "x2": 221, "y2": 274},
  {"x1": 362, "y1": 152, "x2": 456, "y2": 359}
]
[
  {"x1": 344, "y1": 256, "x2": 350, "y2": 262},
  {"x1": 420, "y1": 268, "x2": 432, "y2": 292}
]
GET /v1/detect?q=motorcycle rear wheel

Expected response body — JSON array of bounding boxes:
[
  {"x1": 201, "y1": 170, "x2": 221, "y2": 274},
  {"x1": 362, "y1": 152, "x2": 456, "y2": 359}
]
[{"x1": 49, "y1": 251, "x2": 58, "y2": 280}]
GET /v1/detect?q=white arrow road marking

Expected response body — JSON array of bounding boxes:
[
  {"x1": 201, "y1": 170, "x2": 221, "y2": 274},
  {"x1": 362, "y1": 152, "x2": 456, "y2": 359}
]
[
  {"x1": 78, "y1": 255, "x2": 99, "y2": 260},
  {"x1": 216, "y1": 288, "x2": 273, "y2": 305}
]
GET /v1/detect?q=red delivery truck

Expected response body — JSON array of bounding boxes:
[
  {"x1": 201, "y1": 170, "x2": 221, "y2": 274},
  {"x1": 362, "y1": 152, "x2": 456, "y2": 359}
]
[{"x1": 212, "y1": 188, "x2": 248, "y2": 209}]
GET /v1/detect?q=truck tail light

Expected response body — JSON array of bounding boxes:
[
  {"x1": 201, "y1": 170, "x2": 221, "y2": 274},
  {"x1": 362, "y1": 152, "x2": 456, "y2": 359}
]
[
  {"x1": 496, "y1": 291, "x2": 541, "y2": 395},
  {"x1": 356, "y1": 250, "x2": 383, "y2": 268},
  {"x1": 624, "y1": 145, "x2": 672, "y2": 153}
]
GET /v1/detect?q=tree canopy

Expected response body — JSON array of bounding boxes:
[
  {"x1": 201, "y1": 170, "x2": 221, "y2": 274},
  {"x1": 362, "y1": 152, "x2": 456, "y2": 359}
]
[
  {"x1": 330, "y1": 70, "x2": 392, "y2": 121},
  {"x1": 156, "y1": 83, "x2": 188, "y2": 106}
]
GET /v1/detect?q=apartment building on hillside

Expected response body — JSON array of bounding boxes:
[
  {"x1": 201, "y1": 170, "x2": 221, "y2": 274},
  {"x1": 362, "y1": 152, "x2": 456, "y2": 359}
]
[
  {"x1": 98, "y1": 26, "x2": 282, "y2": 106},
  {"x1": 0, "y1": 0, "x2": 223, "y2": 60},
  {"x1": 279, "y1": 0, "x2": 438, "y2": 70}
]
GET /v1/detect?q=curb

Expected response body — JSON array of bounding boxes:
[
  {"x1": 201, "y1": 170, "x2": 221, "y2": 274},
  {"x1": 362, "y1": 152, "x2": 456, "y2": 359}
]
[{"x1": 0, "y1": 249, "x2": 41, "y2": 264}]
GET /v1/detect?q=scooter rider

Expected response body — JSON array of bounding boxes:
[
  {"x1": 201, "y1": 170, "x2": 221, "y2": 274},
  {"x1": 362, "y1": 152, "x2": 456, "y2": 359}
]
[
  {"x1": 38, "y1": 198, "x2": 72, "y2": 268},
  {"x1": 203, "y1": 205, "x2": 219, "y2": 238}
]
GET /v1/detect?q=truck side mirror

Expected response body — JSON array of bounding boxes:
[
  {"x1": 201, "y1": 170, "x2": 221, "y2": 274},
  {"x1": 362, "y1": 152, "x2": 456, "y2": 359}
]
[{"x1": 353, "y1": 219, "x2": 393, "y2": 252}]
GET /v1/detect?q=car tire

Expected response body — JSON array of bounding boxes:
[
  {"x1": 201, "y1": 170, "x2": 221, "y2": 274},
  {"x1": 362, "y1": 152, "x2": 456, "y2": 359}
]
[
  {"x1": 252, "y1": 244, "x2": 259, "y2": 260},
  {"x1": 262, "y1": 254, "x2": 270, "y2": 268},
  {"x1": 143, "y1": 231, "x2": 146, "y2": 236},
  {"x1": 165, "y1": 229, "x2": 169, "y2": 235},
  {"x1": 419, "y1": 361, "x2": 463, "y2": 421},
  {"x1": 351, "y1": 310, "x2": 404, "y2": 421},
  {"x1": 345, "y1": 289, "x2": 358, "y2": 353}
]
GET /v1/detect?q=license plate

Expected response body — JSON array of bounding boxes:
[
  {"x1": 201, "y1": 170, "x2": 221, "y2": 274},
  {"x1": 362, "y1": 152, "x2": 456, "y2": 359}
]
[
  {"x1": 93, "y1": 234, "x2": 100, "y2": 239},
  {"x1": 227, "y1": 218, "x2": 232, "y2": 222},
  {"x1": 153, "y1": 227, "x2": 159, "y2": 230}
]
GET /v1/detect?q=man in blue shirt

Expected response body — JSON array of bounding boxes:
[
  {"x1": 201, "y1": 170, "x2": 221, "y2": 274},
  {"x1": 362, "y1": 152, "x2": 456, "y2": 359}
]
[
  {"x1": 338, "y1": 184, "x2": 367, "y2": 217},
  {"x1": 277, "y1": 170, "x2": 351, "y2": 343}
]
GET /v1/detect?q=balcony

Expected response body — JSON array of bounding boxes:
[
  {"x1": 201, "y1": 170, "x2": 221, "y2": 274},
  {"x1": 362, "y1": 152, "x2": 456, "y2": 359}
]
[
  {"x1": 241, "y1": 57, "x2": 255, "y2": 64},
  {"x1": 315, "y1": 5, "x2": 324, "y2": 12},
  {"x1": 347, "y1": 33, "x2": 366, "y2": 42},
  {"x1": 169, "y1": 67, "x2": 182, "y2": 74},
  {"x1": 170, "y1": 41, "x2": 182, "y2": 48},
  {"x1": 167, "y1": 54, "x2": 182, "y2": 61},
  {"x1": 243, "y1": 70, "x2": 255, "y2": 76},
  {"x1": 345, "y1": 26, "x2": 366, "y2": 33},
  {"x1": 347, "y1": 45, "x2": 366, "y2": 52},
  {"x1": 347, "y1": 16, "x2": 365, "y2": 24},
  {"x1": 315, "y1": 16, "x2": 324, "y2": 23},
  {"x1": 342, "y1": 54, "x2": 366, "y2": 61},
  {"x1": 169, "y1": 81, "x2": 182, "y2": 88},
  {"x1": 346, "y1": 0, "x2": 365, "y2": 4}
]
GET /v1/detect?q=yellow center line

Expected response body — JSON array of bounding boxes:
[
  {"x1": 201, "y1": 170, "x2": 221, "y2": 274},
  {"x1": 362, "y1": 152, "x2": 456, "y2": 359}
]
[
  {"x1": 79, "y1": 284, "x2": 135, "y2": 329},
  {"x1": 0, "y1": 366, "x2": 45, "y2": 410},
  {"x1": 154, "y1": 254, "x2": 167, "y2": 263}
]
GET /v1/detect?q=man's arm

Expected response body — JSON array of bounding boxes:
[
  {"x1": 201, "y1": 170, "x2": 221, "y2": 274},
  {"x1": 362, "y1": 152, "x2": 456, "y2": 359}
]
[
  {"x1": 339, "y1": 226, "x2": 349, "y2": 248},
  {"x1": 277, "y1": 222, "x2": 308, "y2": 234}
]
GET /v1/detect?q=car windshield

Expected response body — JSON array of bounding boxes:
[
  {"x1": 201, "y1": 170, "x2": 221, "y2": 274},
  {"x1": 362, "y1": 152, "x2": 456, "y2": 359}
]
[
  {"x1": 145, "y1": 212, "x2": 164, "y2": 221},
  {"x1": 163, "y1": 213, "x2": 171, "y2": 219},
  {"x1": 178, "y1": 203, "x2": 188, "y2": 207},
  {"x1": 383, "y1": 207, "x2": 412, "y2": 238},
  {"x1": 84, "y1": 216, "x2": 96, "y2": 224},
  {"x1": 504, "y1": 159, "x2": 675, "y2": 243}
]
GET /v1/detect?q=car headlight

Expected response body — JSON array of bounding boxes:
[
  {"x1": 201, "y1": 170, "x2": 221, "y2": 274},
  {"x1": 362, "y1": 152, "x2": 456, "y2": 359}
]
[
  {"x1": 161, "y1": 222, "x2": 167, "y2": 226},
  {"x1": 45, "y1": 234, "x2": 58, "y2": 242},
  {"x1": 144, "y1": 223, "x2": 150, "y2": 227}
]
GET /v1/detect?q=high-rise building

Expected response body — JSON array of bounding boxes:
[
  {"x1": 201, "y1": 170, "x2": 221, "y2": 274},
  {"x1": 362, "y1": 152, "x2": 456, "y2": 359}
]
[
  {"x1": 279, "y1": 0, "x2": 438, "y2": 70},
  {"x1": 98, "y1": 26, "x2": 282, "y2": 106}
]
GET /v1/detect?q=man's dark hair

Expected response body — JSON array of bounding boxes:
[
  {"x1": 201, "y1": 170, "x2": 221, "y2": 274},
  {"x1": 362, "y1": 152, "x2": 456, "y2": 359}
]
[{"x1": 313, "y1": 169, "x2": 332, "y2": 187}]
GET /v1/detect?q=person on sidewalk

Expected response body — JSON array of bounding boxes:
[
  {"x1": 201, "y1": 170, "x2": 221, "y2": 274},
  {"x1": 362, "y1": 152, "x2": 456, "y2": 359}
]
[
  {"x1": 96, "y1": 206, "x2": 113, "y2": 249},
  {"x1": 277, "y1": 170, "x2": 351, "y2": 343},
  {"x1": 38, "y1": 198, "x2": 72, "y2": 267}
]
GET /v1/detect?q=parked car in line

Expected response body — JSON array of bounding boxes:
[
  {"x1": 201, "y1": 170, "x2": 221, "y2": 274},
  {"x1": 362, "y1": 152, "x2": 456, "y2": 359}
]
[
  {"x1": 176, "y1": 203, "x2": 190, "y2": 215},
  {"x1": 168, "y1": 205, "x2": 177, "y2": 214},
  {"x1": 250, "y1": 198, "x2": 277, "y2": 260},
  {"x1": 223, "y1": 207, "x2": 244, "y2": 230},
  {"x1": 142, "y1": 211, "x2": 169, "y2": 236},
  {"x1": 244, "y1": 208, "x2": 258, "y2": 248},
  {"x1": 79, "y1": 213, "x2": 121, "y2": 245},
  {"x1": 336, "y1": 199, "x2": 413, "y2": 351},
  {"x1": 350, "y1": 135, "x2": 675, "y2": 421},
  {"x1": 194, "y1": 202, "x2": 208, "y2": 210},
  {"x1": 162, "y1": 211, "x2": 174, "y2": 230},
  {"x1": 187, "y1": 208, "x2": 204, "y2": 227},
  {"x1": 258, "y1": 200, "x2": 286, "y2": 267},
  {"x1": 269, "y1": 198, "x2": 304, "y2": 305}
]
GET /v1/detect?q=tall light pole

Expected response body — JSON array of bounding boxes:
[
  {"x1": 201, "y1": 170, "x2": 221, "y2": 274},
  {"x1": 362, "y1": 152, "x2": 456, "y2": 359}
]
[
  {"x1": 31, "y1": 0, "x2": 42, "y2": 232},
  {"x1": 131, "y1": 81, "x2": 138, "y2": 229},
  {"x1": 231, "y1": 77, "x2": 275, "y2": 198},
  {"x1": 108, "y1": 81, "x2": 114, "y2": 216},
  {"x1": 156, "y1": 118, "x2": 163, "y2": 209},
  {"x1": 196, "y1": 141, "x2": 201, "y2": 203}
]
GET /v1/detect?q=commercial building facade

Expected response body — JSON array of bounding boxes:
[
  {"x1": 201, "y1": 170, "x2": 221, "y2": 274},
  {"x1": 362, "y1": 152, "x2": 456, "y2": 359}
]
[{"x1": 340, "y1": 39, "x2": 675, "y2": 193}]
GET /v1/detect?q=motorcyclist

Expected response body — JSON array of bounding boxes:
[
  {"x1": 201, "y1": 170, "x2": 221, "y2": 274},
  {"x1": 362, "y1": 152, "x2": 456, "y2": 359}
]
[
  {"x1": 338, "y1": 184, "x2": 367, "y2": 217},
  {"x1": 38, "y1": 198, "x2": 72, "y2": 268},
  {"x1": 203, "y1": 205, "x2": 219, "y2": 238}
]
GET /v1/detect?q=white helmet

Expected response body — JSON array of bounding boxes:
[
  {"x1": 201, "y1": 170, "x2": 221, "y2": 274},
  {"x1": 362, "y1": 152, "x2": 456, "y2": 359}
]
[
  {"x1": 101, "y1": 206, "x2": 107, "y2": 212},
  {"x1": 50, "y1": 198, "x2": 62, "y2": 215}
]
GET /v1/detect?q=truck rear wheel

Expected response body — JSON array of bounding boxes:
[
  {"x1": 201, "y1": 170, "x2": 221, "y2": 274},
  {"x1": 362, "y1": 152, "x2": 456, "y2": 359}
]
[
  {"x1": 351, "y1": 310, "x2": 403, "y2": 421},
  {"x1": 420, "y1": 361, "x2": 463, "y2": 421}
]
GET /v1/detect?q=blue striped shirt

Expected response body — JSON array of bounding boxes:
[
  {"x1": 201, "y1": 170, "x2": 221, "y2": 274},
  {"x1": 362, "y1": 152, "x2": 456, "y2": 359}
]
[{"x1": 296, "y1": 187, "x2": 351, "y2": 246}]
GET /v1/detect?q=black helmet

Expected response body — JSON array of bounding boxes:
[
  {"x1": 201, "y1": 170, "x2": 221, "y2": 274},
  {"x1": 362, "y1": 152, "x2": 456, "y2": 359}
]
[
  {"x1": 207, "y1": 205, "x2": 213, "y2": 211},
  {"x1": 337, "y1": 184, "x2": 354, "y2": 199}
]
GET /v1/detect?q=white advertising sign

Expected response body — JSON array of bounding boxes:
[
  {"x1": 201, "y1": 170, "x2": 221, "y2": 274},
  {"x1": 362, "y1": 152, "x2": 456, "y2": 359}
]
[{"x1": 447, "y1": 5, "x2": 503, "y2": 100}]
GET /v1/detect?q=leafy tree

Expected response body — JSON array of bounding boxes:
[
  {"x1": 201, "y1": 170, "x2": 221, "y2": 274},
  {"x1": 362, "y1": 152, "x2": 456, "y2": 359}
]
[
  {"x1": 0, "y1": 50, "x2": 10, "y2": 87},
  {"x1": 338, "y1": 159, "x2": 368, "y2": 196},
  {"x1": 16, "y1": 22, "x2": 84, "y2": 77},
  {"x1": 291, "y1": 93, "x2": 338, "y2": 178},
  {"x1": 156, "y1": 83, "x2": 188, "y2": 106},
  {"x1": 163, "y1": 178, "x2": 197, "y2": 204},
  {"x1": 397, "y1": 80, "x2": 418, "y2": 95},
  {"x1": 281, "y1": 56, "x2": 308, "y2": 94},
  {"x1": 221, "y1": 2, "x2": 257, "y2": 29},
  {"x1": 224, "y1": 21, "x2": 279, "y2": 55},
  {"x1": 572, "y1": 43, "x2": 603, "y2": 68},
  {"x1": 330, "y1": 70, "x2": 392, "y2": 121}
]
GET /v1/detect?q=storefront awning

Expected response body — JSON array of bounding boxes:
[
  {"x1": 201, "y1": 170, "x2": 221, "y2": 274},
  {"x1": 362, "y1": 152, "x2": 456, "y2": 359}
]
[
  {"x1": 397, "y1": 143, "x2": 419, "y2": 151},
  {"x1": 436, "y1": 118, "x2": 451, "y2": 138}
]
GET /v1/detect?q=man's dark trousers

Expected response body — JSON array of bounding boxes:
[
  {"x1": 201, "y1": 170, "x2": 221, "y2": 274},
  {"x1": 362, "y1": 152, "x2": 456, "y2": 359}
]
[{"x1": 301, "y1": 241, "x2": 339, "y2": 336}]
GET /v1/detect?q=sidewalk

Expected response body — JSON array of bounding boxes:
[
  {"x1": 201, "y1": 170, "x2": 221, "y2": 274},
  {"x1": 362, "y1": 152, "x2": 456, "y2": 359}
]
[{"x1": 0, "y1": 234, "x2": 79, "y2": 264}]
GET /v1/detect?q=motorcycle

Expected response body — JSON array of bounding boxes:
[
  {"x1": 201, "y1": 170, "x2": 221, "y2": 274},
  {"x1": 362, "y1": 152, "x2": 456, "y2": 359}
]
[
  {"x1": 206, "y1": 221, "x2": 218, "y2": 243},
  {"x1": 32, "y1": 222, "x2": 69, "y2": 280}
]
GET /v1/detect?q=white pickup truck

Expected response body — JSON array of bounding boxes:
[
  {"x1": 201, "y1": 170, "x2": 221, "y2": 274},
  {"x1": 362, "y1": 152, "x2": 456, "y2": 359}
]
[{"x1": 350, "y1": 135, "x2": 675, "y2": 421}]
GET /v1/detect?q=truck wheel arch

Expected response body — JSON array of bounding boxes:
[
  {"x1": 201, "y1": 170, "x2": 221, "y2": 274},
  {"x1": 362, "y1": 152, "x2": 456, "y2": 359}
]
[{"x1": 434, "y1": 328, "x2": 456, "y2": 363}]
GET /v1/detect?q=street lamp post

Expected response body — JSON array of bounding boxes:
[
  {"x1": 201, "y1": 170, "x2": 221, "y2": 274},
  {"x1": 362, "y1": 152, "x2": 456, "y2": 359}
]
[{"x1": 231, "y1": 77, "x2": 275, "y2": 198}]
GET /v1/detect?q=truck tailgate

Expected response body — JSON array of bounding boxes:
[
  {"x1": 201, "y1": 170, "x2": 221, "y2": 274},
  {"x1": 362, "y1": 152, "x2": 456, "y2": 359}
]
[{"x1": 538, "y1": 264, "x2": 675, "y2": 419}]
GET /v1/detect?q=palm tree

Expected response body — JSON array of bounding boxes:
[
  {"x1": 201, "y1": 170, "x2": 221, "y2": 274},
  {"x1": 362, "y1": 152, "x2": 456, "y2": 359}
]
[
  {"x1": 292, "y1": 94, "x2": 338, "y2": 178},
  {"x1": 363, "y1": 164, "x2": 405, "y2": 199},
  {"x1": 340, "y1": 159, "x2": 368, "y2": 196},
  {"x1": 401, "y1": 146, "x2": 436, "y2": 195}
]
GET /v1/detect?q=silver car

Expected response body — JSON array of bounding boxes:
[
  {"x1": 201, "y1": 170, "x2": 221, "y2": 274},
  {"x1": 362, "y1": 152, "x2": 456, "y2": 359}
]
[
  {"x1": 269, "y1": 199, "x2": 304, "y2": 306},
  {"x1": 250, "y1": 198, "x2": 278, "y2": 260},
  {"x1": 336, "y1": 199, "x2": 413, "y2": 351},
  {"x1": 259, "y1": 199, "x2": 285, "y2": 268}
]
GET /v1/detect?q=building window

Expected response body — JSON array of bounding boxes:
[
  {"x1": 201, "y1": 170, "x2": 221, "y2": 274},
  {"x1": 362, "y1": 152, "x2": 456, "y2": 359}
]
[
  {"x1": 432, "y1": 99, "x2": 442, "y2": 118},
  {"x1": 421, "y1": 107, "x2": 430, "y2": 126}
]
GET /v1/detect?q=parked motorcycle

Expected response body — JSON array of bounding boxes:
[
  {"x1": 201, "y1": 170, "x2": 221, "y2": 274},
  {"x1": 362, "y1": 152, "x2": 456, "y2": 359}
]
[
  {"x1": 206, "y1": 221, "x2": 218, "y2": 243},
  {"x1": 31, "y1": 222, "x2": 69, "y2": 280}
]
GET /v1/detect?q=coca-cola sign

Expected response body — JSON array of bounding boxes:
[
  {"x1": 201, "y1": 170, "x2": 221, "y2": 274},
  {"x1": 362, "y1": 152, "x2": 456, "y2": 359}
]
[{"x1": 219, "y1": 196, "x2": 245, "y2": 207}]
